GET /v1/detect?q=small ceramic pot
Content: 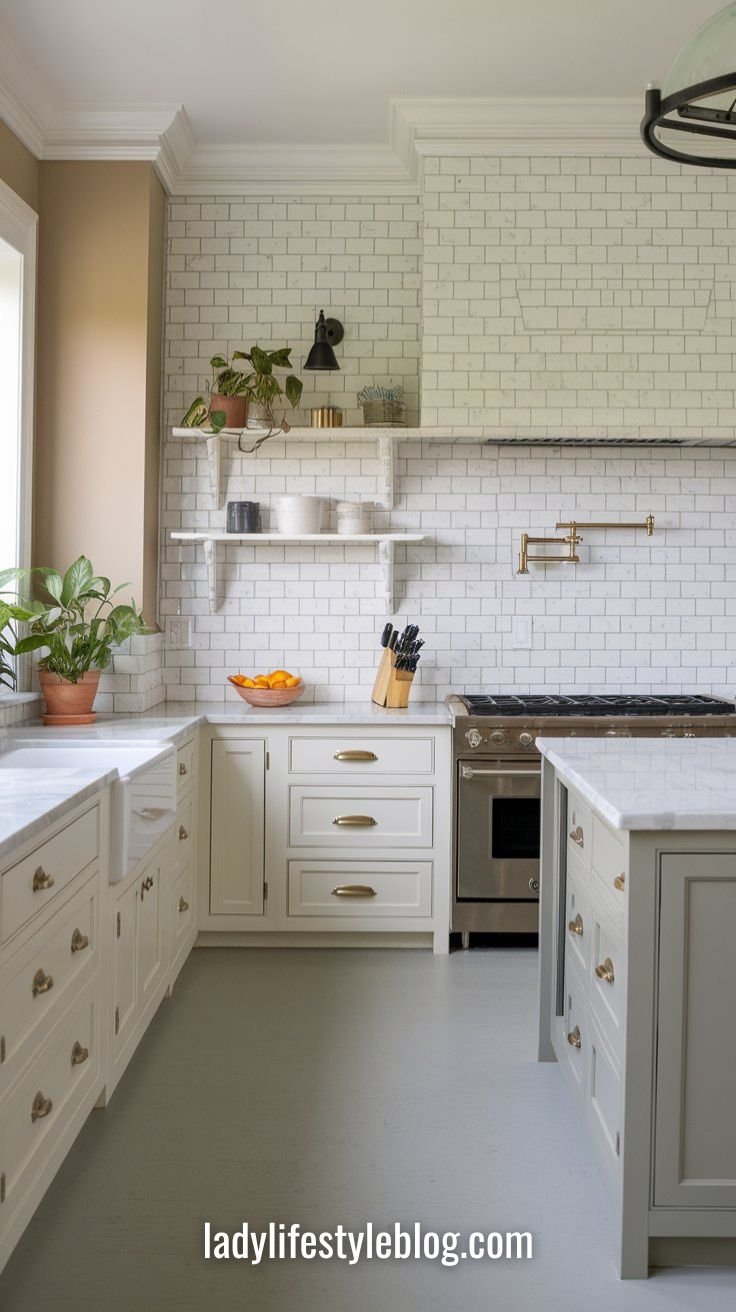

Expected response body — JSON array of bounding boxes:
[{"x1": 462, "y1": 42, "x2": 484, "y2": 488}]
[
  {"x1": 210, "y1": 394, "x2": 247, "y2": 429},
  {"x1": 336, "y1": 501, "x2": 374, "y2": 535},
  {"x1": 246, "y1": 402, "x2": 272, "y2": 430},
  {"x1": 276, "y1": 496, "x2": 325, "y2": 535},
  {"x1": 38, "y1": 669, "x2": 101, "y2": 726}
]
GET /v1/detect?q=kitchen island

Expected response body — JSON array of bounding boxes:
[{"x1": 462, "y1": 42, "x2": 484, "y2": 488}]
[{"x1": 537, "y1": 737, "x2": 736, "y2": 1278}]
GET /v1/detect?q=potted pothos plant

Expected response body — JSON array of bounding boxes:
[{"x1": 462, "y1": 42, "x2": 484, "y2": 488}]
[
  {"x1": 14, "y1": 557, "x2": 147, "y2": 725},
  {"x1": 181, "y1": 344, "x2": 303, "y2": 446}
]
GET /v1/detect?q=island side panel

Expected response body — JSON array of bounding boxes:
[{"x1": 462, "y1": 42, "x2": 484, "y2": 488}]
[{"x1": 538, "y1": 756, "x2": 560, "y2": 1063}]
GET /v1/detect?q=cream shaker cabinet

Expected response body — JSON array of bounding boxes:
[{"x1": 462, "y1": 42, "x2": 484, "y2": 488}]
[
  {"x1": 539, "y1": 760, "x2": 736, "y2": 1278},
  {"x1": 200, "y1": 725, "x2": 451, "y2": 952},
  {"x1": 209, "y1": 738, "x2": 266, "y2": 916}
]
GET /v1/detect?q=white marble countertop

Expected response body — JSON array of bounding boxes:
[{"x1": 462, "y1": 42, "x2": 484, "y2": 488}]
[
  {"x1": 0, "y1": 701, "x2": 451, "y2": 864},
  {"x1": 537, "y1": 736, "x2": 736, "y2": 830}
]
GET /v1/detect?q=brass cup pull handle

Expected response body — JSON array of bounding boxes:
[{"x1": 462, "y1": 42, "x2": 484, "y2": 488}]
[
  {"x1": 332, "y1": 815, "x2": 377, "y2": 827},
  {"x1": 568, "y1": 913, "x2": 584, "y2": 937},
  {"x1": 32, "y1": 866, "x2": 55, "y2": 892},
  {"x1": 178, "y1": 896, "x2": 189, "y2": 913},
  {"x1": 71, "y1": 1041, "x2": 89, "y2": 1067},
  {"x1": 569, "y1": 826, "x2": 585, "y2": 848},
  {"x1": 331, "y1": 885, "x2": 377, "y2": 898},
  {"x1": 32, "y1": 968, "x2": 54, "y2": 997},
  {"x1": 613, "y1": 873, "x2": 626, "y2": 892},
  {"x1": 71, "y1": 928, "x2": 89, "y2": 954},
  {"x1": 178, "y1": 825, "x2": 189, "y2": 841},
  {"x1": 333, "y1": 750, "x2": 378, "y2": 762},
  {"x1": 178, "y1": 762, "x2": 188, "y2": 776},
  {"x1": 595, "y1": 957, "x2": 615, "y2": 984},
  {"x1": 31, "y1": 1091, "x2": 53, "y2": 1122},
  {"x1": 567, "y1": 1026, "x2": 582, "y2": 1050}
]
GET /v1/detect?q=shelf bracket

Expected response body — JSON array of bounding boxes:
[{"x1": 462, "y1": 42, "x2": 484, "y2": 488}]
[
  {"x1": 203, "y1": 539, "x2": 219, "y2": 613},
  {"x1": 378, "y1": 537, "x2": 395, "y2": 611},
  {"x1": 376, "y1": 433, "x2": 395, "y2": 511},
  {"x1": 205, "y1": 434, "x2": 222, "y2": 509}
]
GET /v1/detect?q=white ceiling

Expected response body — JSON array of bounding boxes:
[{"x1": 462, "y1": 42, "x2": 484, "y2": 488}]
[{"x1": 0, "y1": 0, "x2": 724, "y2": 148}]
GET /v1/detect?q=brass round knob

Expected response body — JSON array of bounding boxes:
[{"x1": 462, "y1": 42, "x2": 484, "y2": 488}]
[
  {"x1": 568, "y1": 913, "x2": 584, "y2": 937},
  {"x1": 595, "y1": 958, "x2": 615, "y2": 984},
  {"x1": 613, "y1": 873, "x2": 626, "y2": 892},
  {"x1": 567, "y1": 1026, "x2": 581, "y2": 1050}
]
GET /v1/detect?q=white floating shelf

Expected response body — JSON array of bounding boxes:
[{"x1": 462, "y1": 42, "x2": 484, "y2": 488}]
[{"x1": 170, "y1": 531, "x2": 426, "y2": 614}]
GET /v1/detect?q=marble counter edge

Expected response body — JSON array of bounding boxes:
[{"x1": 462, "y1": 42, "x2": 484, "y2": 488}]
[{"x1": 0, "y1": 769, "x2": 117, "y2": 867}]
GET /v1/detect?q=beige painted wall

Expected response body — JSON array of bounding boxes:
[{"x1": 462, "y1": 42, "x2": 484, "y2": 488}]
[
  {"x1": 35, "y1": 161, "x2": 164, "y2": 621},
  {"x1": 0, "y1": 118, "x2": 38, "y2": 211}
]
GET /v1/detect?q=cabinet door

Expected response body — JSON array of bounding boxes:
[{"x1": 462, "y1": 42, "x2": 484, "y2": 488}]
[
  {"x1": 654, "y1": 854, "x2": 736, "y2": 1207},
  {"x1": 138, "y1": 856, "x2": 165, "y2": 1010},
  {"x1": 210, "y1": 740, "x2": 265, "y2": 915},
  {"x1": 114, "y1": 880, "x2": 138, "y2": 1048}
]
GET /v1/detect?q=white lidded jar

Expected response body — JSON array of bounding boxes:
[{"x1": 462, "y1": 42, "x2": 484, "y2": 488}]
[
  {"x1": 275, "y1": 495, "x2": 325, "y2": 535},
  {"x1": 335, "y1": 501, "x2": 374, "y2": 535}
]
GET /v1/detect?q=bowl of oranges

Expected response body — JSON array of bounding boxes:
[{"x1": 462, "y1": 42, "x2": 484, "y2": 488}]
[{"x1": 227, "y1": 669, "x2": 304, "y2": 707}]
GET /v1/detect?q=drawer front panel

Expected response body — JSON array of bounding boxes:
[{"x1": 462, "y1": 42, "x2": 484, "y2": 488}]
[
  {"x1": 288, "y1": 860, "x2": 433, "y2": 918},
  {"x1": 0, "y1": 878, "x2": 98, "y2": 1094},
  {"x1": 171, "y1": 863, "x2": 195, "y2": 956},
  {"x1": 289, "y1": 786, "x2": 433, "y2": 848},
  {"x1": 589, "y1": 906, "x2": 625, "y2": 1059},
  {"x1": 591, "y1": 814, "x2": 628, "y2": 915},
  {"x1": 1, "y1": 807, "x2": 100, "y2": 944},
  {"x1": 176, "y1": 737, "x2": 196, "y2": 796},
  {"x1": 289, "y1": 736, "x2": 434, "y2": 776},
  {"x1": 565, "y1": 863, "x2": 590, "y2": 980},
  {"x1": 586, "y1": 1018, "x2": 622, "y2": 1182},
  {"x1": 174, "y1": 793, "x2": 194, "y2": 874},
  {"x1": 561, "y1": 972, "x2": 587, "y2": 1097},
  {"x1": 0, "y1": 989, "x2": 99, "y2": 1231},
  {"x1": 566, "y1": 789, "x2": 592, "y2": 872}
]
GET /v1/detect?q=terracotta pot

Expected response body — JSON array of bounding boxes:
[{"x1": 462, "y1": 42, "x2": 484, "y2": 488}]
[
  {"x1": 210, "y1": 393, "x2": 247, "y2": 429},
  {"x1": 38, "y1": 669, "x2": 101, "y2": 726}
]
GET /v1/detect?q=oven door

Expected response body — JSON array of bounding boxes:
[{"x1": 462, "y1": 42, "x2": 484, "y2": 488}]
[{"x1": 456, "y1": 760, "x2": 541, "y2": 900}]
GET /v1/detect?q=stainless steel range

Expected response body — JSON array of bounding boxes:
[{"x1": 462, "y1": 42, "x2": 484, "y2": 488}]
[{"x1": 447, "y1": 693, "x2": 736, "y2": 939}]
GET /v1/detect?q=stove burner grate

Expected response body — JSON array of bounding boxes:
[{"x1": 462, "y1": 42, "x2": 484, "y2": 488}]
[{"x1": 460, "y1": 693, "x2": 736, "y2": 718}]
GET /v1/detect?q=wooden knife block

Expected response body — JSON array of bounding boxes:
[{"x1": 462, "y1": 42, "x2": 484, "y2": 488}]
[{"x1": 371, "y1": 649, "x2": 415, "y2": 708}]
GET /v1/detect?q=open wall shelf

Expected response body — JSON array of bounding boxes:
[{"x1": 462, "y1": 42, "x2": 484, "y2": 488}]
[{"x1": 170, "y1": 531, "x2": 426, "y2": 614}]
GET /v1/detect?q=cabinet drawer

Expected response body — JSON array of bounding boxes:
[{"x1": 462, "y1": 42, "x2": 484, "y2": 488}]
[
  {"x1": 289, "y1": 735, "x2": 434, "y2": 776},
  {"x1": 289, "y1": 786, "x2": 433, "y2": 848},
  {"x1": 566, "y1": 789, "x2": 592, "y2": 872},
  {"x1": 174, "y1": 793, "x2": 194, "y2": 874},
  {"x1": 591, "y1": 815, "x2": 628, "y2": 917},
  {"x1": 176, "y1": 737, "x2": 196, "y2": 796},
  {"x1": 1, "y1": 806, "x2": 100, "y2": 944},
  {"x1": 565, "y1": 862, "x2": 591, "y2": 980},
  {"x1": 288, "y1": 860, "x2": 432, "y2": 918},
  {"x1": 0, "y1": 987, "x2": 100, "y2": 1234},
  {"x1": 561, "y1": 971, "x2": 587, "y2": 1098},
  {"x1": 0, "y1": 877, "x2": 99, "y2": 1097},
  {"x1": 171, "y1": 863, "x2": 195, "y2": 958},
  {"x1": 589, "y1": 904, "x2": 626, "y2": 1060},
  {"x1": 586, "y1": 1017, "x2": 622, "y2": 1186}
]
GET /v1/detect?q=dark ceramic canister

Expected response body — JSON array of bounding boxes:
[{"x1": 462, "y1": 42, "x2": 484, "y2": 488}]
[{"x1": 226, "y1": 501, "x2": 260, "y2": 533}]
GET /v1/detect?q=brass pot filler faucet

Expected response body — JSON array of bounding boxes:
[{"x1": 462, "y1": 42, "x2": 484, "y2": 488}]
[{"x1": 518, "y1": 514, "x2": 655, "y2": 575}]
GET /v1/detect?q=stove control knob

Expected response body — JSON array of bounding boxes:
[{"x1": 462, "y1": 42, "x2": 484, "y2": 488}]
[
  {"x1": 465, "y1": 728, "x2": 483, "y2": 749},
  {"x1": 518, "y1": 732, "x2": 534, "y2": 749},
  {"x1": 490, "y1": 730, "x2": 506, "y2": 746}
]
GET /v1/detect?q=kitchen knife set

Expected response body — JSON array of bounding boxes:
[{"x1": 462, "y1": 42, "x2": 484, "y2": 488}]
[{"x1": 371, "y1": 621, "x2": 424, "y2": 708}]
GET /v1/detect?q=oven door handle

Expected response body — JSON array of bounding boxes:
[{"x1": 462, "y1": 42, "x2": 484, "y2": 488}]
[{"x1": 460, "y1": 765, "x2": 541, "y2": 780}]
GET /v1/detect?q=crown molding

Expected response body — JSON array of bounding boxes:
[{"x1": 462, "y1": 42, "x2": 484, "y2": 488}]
[
  {"x1": 0, "y1": 25, "x2": 51, "y2": 157},
  {"x1": 171, "y1": 141, "x2": 418, "y2": 196},
  {"x1": 392, "y1": 97, "x2": 645, "y2": 158}
]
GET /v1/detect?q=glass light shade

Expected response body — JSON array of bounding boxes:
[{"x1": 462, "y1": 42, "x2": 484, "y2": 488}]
[{"x1": 642, "y1": 3, "x2": 736, "y2": 166}]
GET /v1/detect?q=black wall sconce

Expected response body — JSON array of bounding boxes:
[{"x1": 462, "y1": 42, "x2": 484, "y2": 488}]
[{"x1": 304, "y1": 309, "x2": 343, "y2": 371}]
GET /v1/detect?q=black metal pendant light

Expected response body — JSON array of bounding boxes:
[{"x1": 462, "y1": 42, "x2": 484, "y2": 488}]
[
  {"x1": 304, "y1": 310, "x2": 343, "y2": 371},
  {"x1": 642, "y1": 3, "x2": 736, "y2": 166}
]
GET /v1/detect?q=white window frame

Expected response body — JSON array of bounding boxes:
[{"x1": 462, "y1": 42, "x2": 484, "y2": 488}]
[{"x1": 0, "y1": 175, "x2": 37, "y2": 695}]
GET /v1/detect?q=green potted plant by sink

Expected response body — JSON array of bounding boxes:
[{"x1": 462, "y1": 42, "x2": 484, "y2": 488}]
[{"x1": 14, "y1": 557, "x2": 147, "y2": 724}]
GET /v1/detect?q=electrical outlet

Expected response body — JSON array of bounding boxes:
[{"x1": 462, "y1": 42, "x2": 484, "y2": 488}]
[
  {"x1": 166, "y1": 617, "x2": 192, "y2": 649},
  {"x1": 511, "y1": 616, "x2": 532, "y2": 649}
]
